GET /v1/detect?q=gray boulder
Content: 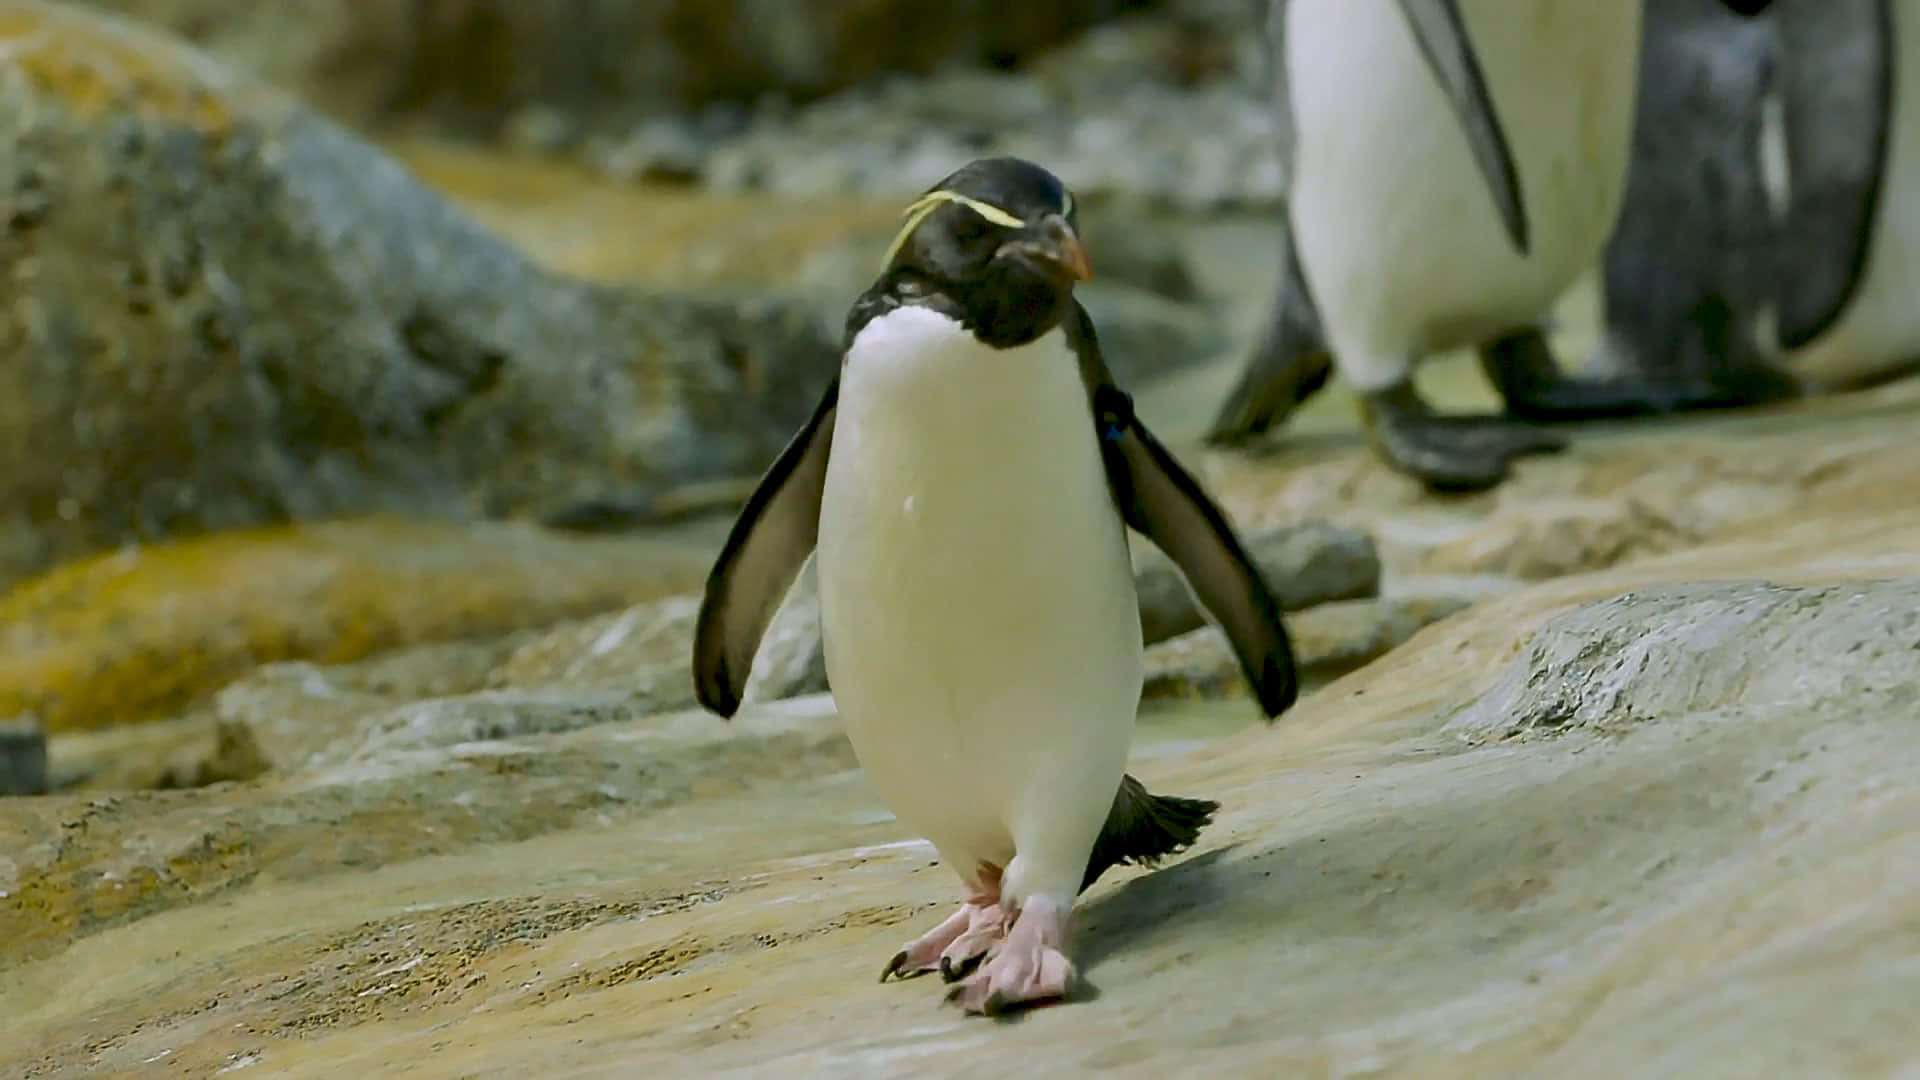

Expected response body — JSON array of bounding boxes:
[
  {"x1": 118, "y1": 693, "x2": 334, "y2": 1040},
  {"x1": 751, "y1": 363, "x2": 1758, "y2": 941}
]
[{"x1": 0, "y1": 2, "x2": 841, "y2": 589}]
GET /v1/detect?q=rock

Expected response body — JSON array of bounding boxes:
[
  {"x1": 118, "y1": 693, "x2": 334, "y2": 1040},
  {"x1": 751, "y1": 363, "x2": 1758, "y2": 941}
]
[
  {"x1": 75, "y1": 0, "x2": 1162, "y2": 137},
  {"x1": 0, "y1": 517, "x2": 714, "y2": 733},
  {"x1": 0, "y1": 718, "x2": 48, "y2": 796},
  {"x1": 742, "y1": 561, "x2": 830, "y2": 705},
  {"x1": 152, "y1": 717, "x2": 270, "y2": 789},
  {"x1": 9, "y1": 496, "x2": 1920, "y2": 1073},
  {"x1": 1078, "y1": 284, "x2": 1232, "y2": 385},
  {"x1": 678, "y1": 0, "x2": 1282, "y2": 210},
  {"x1": 1135, "y1": 520, "x2": 1381, "y2": 645},
  {"x1": 1142, "y1": 594, "x2": 1474, "y2": 704},
  {"x1": 488, "y1": 596, "x2": 705, "y2": 718},
  {"x1": 0, "y1": 694, "x2": 861, "y2": 970},
  {"x1": 1419, "y1": 497, "x2": 1691, "y2": 581},
  {"x1": 1444, "y1": 580, "x2": 1920, "y2": 743},
  {"x1": 0, "y1": 3, "x2": 841, "y2": 590},
  {"x1": 1082, "y1": 220, "x2": 1205, "y2": 304}
]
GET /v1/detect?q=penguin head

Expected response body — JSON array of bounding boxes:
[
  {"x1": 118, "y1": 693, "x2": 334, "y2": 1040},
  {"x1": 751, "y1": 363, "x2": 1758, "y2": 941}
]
[{"x1": 879, "y1": 157, "x2": 1092, "y2": 345}]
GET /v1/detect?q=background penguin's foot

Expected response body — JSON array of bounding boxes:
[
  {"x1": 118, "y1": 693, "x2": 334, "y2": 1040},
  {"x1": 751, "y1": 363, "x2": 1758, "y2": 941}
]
[
  {"x1": 1479, "y1": 328, "x2": 1801, "y2": 421},
  {"x1": 1205, "y1": 345, "x2": 1334, "y2": 444},
  {"x1": 1362, "y1": 383, "x2": 1567, "y2": 493},
  {"x1": 946, "y1": 897, "x2": 1076, "y2": 1016},
  {"x1": 880, "y1": 868, "x2": 1004, "y2": 983}
]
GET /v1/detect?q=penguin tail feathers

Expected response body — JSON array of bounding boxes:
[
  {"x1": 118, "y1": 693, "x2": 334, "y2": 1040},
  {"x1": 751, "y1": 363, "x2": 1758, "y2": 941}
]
[{"x1": 1079, "y1": 775, "x2": 1220, "y2": 893}]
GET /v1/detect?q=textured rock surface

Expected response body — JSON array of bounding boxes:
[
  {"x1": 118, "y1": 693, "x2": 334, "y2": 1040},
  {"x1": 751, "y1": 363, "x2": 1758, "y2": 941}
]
[
  {"x1": 7, "y1": 502, "x2": 1920, "y2": 1075},
  {"x1": 1135, "y1": 519, "x2": 1381, "y2": 644},
  {"x1": 1142, "y1": 593, "x2": 1473, "y2": 702},
  {"x1": 1444, "y1": 580, "x2": 1920, "y2": 742},
  {"x1": 0, "y1": 2, "x2": 840, "y2": 589},
  {"x1": 0, "y1": 517, "x2": 714, "y2": 734},
  {"x1": 600, "y1": 0, "x2": 1278, "y2": 209}
]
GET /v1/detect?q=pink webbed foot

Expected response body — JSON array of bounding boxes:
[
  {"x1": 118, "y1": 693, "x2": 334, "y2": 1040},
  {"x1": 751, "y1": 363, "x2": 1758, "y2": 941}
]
[
  {"x1": 879, "y1": 866, "x2": 1004, "y2": 983},
  {"x1": 946, "y1": 897, "x2": 1076, "y2": 1016}
]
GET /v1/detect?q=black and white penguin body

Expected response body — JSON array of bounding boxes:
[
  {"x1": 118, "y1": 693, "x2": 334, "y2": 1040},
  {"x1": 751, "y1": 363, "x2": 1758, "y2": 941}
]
[
  {"x1": 1589, "y1": 0, "x2": 1895, "y2": 405},
  {"x1": 694, "y1": 157, "x2": 1297, "y2": 1015},
  {"x1": 1211, "y1": 0, "x2": 1780, "y2": 490}
]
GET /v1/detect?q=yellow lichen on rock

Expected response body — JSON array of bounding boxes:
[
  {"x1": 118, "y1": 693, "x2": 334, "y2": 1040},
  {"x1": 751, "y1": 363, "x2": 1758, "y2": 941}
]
[
  {"x1": 0, "y1": 516, "x2": 715, "y2": 732},
  {"x1": 0, "y1": 2, "x2": 248, "y2": 135}
]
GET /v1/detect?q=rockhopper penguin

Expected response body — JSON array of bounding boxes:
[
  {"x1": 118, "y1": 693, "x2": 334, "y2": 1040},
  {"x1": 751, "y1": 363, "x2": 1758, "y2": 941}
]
[{"x1": 693, "y1": 157, "x2": 1299, "y2": 1015}]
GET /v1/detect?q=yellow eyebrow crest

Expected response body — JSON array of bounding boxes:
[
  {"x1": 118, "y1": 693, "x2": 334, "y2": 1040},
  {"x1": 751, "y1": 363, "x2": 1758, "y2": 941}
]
[{"x1": 881, "y1": 190, "x2": 1028, "y2": 268}]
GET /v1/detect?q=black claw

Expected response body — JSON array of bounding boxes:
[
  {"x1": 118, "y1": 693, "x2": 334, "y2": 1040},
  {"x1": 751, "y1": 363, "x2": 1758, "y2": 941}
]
[
  {"x1": 939, "y1": 952, "x2": 982, "y2": 984},
  {"x1": 880, "y1": 950, "x2": 923, "y2": 983}
]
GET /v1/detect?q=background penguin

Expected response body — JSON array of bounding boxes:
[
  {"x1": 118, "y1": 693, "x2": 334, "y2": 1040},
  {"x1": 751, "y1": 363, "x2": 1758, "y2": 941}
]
[
  {"x1": 692, "y1": 157, "x2": 1298, "y2": 1015},
  {"x1": 1581, "y1": 0, "x2": 1801, "y2": 411},
  {"x1": 1591, "y1": 0, "x2": 1916, "y2": 401},
  {"x1": 1775, "y1": 0, "x2": 1920, "y2": 390},
  {"x1": 1208, "y1": 0, "x2": 1776, "y2": 492}
]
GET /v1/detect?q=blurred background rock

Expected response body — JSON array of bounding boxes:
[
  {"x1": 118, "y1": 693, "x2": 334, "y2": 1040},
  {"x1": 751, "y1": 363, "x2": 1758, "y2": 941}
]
[{"x1": 72, "y1": 0, "x2": 1282, "y2": 208}]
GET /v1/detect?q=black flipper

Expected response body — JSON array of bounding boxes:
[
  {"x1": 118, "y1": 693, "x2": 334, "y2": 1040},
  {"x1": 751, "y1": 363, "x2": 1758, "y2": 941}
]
[
  {"x1": 1066, "y1": 305, "x2": 1299, "y2": 720},
  {"x1": 1774, "y1": 0, "x2": 1892, "y2": 350},
  {"x1": 1081, "y1": 774, "x2": 1219, "y2": 892},
  {"x1": 1394, "y1": 0, "x2": 1530, "y2": 254},
  {"x1": 691, "y1": 377, "x2": 839, "y2": 717}
]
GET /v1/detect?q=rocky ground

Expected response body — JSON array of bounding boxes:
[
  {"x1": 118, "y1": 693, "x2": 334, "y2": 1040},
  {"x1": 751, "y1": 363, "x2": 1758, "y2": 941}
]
[{"x1": 5, "y1": 3, "x2": 1920, "y2": 1076}]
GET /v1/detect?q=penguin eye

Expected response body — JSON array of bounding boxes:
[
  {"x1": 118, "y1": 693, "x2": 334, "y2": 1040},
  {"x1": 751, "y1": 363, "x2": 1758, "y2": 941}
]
[{"x1": 948, "y1": 210, "x2": 995, "y2": 246}]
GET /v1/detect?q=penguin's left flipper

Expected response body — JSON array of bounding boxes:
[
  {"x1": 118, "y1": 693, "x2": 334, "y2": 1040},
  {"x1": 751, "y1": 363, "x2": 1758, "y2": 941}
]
[
  {"x1": 1082, "y1": 775, "x2": 1219, "y2": 893},
  {"x1": 691, "y1": 377, "x2": 840, "y2": 718},
  {"x1": 1362, "y1": 380, "x2": 1567, "y2": 494},
  {"x1": 1480, "y1": 328, "x2": 1801, "y2": 422},
  {"x1": 1067, "y1": 305, "x2": 1300, "y2": 720}
]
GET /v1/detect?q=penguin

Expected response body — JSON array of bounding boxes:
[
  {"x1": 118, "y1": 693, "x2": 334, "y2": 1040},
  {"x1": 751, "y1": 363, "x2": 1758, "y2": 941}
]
[
  {"x1": 692, "y1": 157, "x2": 1298, "y2": 1016},
  {"x1": 1208, "y1": 0, "x2": 1777, "y2": 492},
  {"x1": 1579, "y1": 0, "x2": 1802, "y2": 412},
  {"x1": 1587, "y1": 0, "x2": 1911, "y2": 401},
  {"x1": 1775, "y1": 0, "x2": 1920, "y2": 391}
]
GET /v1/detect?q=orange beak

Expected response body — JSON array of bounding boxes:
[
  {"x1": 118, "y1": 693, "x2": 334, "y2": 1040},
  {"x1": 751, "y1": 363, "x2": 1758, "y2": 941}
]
[
  {"x1": 1037, "y1": 216, "x2": 1094, "y2": 282},
  {"x1": 1000, "y1": 216, "x2": 1093, "y2": 283}
]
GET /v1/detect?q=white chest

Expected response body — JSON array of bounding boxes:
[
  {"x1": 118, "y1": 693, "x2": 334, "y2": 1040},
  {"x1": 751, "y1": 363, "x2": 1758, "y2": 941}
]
[{"x1": 814, "y1": 306, "x2": 1143, "y2": 848}]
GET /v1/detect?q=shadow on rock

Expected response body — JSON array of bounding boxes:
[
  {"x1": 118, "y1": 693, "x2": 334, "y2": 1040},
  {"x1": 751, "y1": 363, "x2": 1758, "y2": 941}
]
[{"x1": 1076, "y1": 844, "x2": 1240, "y2": 973}]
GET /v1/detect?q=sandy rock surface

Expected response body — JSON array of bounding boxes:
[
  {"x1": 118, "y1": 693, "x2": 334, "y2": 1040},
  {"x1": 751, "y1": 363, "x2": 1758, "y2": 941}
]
[
  {"x1": 7, "y1": 493, "x2": 1920, "y2": 1075},
  {"x1": 7, "y1": 391, "x2": 1920, "y2": 1075}
]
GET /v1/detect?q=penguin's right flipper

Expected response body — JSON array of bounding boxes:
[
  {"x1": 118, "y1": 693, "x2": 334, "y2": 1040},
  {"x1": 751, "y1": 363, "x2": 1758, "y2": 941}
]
[
  {"x1": 1069, "y1": 309, "x2": 1299, "y2": 720},
  {"x1": 691, "y1": 377, "x2": 839, "y2": 718},
  {"x1": 1080, "y1": 775, "x2": 1220, "y2": 893},
  {"x1": 1394, "y1": 0, "x2": 1530, "y2": 254}
]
